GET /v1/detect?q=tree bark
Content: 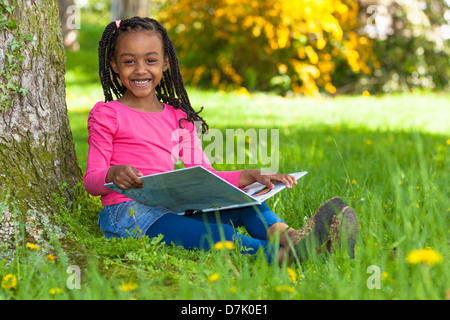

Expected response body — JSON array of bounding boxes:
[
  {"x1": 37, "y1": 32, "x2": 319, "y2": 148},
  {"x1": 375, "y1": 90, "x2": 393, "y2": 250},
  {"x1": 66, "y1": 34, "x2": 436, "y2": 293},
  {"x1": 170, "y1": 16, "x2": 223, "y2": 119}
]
[{"x1": 0, "y1": 0, "x2": 82, "y2": 255}]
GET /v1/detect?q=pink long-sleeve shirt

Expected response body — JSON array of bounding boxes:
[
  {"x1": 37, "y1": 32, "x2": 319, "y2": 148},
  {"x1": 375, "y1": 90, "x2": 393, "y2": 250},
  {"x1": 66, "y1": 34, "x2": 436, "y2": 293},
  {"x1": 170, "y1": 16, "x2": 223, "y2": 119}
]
[{"x1": 84, "y1": 100, "x2": 242, "y2": 206}]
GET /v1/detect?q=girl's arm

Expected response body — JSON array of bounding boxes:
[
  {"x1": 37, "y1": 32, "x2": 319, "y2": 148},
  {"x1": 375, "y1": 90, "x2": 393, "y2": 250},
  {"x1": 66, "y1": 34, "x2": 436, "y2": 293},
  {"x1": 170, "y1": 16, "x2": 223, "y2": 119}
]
[
  {"x1": 238, "y1": 169, "x2": 297, "y2": 189},
  {"x1": 84, "y1": 102, "x2": 119, "y2": 196},
  {"x1": 86, "y1": 104, "x2": 143, "y2": 193}
]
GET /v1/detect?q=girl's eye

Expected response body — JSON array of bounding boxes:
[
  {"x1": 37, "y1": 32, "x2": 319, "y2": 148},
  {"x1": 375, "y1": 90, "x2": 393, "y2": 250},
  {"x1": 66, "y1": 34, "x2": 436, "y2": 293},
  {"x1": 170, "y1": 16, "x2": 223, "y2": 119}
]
[
  {"x1": 147, "y1": 59, "x2": 156, "y2": 63},
  {"x1": 124, "y1": 60, "x2": 134, "y2": 64}
]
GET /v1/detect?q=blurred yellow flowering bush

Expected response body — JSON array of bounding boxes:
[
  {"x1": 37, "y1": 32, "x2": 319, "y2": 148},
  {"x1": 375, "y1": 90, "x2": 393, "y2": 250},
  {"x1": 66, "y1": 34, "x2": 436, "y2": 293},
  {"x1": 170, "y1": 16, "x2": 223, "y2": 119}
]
[{"x1": 158, "y1": 0, "x2": 376, "y2": 95}]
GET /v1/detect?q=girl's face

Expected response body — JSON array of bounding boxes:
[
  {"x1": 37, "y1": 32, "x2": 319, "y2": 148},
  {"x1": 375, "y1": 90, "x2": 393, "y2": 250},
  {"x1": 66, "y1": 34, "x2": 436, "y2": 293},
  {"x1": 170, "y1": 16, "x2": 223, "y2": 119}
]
[{"x1": 111, "y1": 30, "x2": 169, "y2": 109}]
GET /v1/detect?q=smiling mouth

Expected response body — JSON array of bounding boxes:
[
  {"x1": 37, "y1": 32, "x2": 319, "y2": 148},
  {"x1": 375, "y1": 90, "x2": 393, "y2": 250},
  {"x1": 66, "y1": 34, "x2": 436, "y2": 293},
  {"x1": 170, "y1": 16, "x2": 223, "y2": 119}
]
[{"x1": 132, "y1": 79, "x2": 151, "y2": 87}]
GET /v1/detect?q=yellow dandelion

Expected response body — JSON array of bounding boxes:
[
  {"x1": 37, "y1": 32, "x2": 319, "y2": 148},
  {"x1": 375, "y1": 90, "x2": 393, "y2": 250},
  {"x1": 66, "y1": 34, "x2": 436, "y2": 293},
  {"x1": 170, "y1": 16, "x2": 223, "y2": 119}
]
[
  {"x1": 382, "y1": 272, "x2": 388, "y2": 280},
  {"x1": 208, "y1": 273, "x2": 219, "y2": 282},
  {"x1": 1, "y1": 274, "x2": 17, "y2": 290},
  {"x1": 365, "y1": 139, "x2": 372, "y2": 145},
  {"x1": 406, "y1": 248, "x2": 443, "y2": 266},
  {"x1": 214, "y1": 241, "x2": 235, "y2": 251},
  {"x1": 120, "y1": 282, "x2": 138, "y2": 292},
  {"x1": 26, "y1": 243, "x2": 40, "y2": 250},
  {"x1": 49, "y1": 288, "x2": 63, "y2": 295},
  {"x1": 287, "y1": 267, "x2": 297, "y2": 282},
  {"x1": 225, "y1": 241, "x2": 234, "y2": 250},
  {"x1": 362, "y1": 90, "x2": 370, "y2": 97},
  {"x1": 446, "y1": 139, "x2": 450, "y2": 145},
  {"x1": 47, "y1": 253, "x2": 56, "y2": 261}
]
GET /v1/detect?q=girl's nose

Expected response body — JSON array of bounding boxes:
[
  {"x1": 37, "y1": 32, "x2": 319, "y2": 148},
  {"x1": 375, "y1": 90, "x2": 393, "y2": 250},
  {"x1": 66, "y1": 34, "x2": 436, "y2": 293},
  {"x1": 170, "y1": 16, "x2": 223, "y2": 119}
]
[{"x1": 135, "y1": 61, "x2": 146, "y2": 74}]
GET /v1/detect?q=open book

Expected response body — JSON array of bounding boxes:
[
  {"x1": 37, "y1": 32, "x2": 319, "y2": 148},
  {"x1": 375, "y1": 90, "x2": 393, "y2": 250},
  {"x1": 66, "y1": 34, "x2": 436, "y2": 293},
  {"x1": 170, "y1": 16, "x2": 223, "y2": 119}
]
[{"x1": 105, "y1": 166, "x2": 307, "y2": 215}]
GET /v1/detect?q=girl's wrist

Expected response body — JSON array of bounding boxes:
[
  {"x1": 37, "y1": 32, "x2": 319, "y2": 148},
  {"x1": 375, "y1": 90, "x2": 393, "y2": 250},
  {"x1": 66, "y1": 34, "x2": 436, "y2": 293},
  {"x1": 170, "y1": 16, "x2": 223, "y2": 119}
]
[
  {"x1": 238, "y1": 169, "x2": 260, "y2": 188},
  {"x1": 105, "y1": 166, "x2": 116, "y2": 183}
]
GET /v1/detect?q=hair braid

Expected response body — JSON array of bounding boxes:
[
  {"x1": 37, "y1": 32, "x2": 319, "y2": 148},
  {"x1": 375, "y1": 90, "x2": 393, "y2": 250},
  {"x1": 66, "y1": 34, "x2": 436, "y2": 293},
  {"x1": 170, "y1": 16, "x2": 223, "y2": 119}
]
[{"x1": 97, "y1": 17, "x2": 208, "y2": 133}]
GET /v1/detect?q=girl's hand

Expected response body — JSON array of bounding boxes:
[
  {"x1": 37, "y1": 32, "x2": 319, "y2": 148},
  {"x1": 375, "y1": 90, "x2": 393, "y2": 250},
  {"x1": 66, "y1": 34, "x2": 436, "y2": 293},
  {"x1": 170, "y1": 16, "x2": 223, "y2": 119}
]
[
  {"x1": 106, "y1": 165, "x2": 144, "y2": 190},
  {"x1": 239, "y1": 169, "x2": 297, "y2": 189}
]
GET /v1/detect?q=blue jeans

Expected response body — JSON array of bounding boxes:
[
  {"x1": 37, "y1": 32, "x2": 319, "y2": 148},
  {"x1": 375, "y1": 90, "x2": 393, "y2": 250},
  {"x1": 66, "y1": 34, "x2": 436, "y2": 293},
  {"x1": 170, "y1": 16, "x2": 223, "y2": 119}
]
[{"x1": 98, "y1": 201, "x2": 284, "y2": 262}]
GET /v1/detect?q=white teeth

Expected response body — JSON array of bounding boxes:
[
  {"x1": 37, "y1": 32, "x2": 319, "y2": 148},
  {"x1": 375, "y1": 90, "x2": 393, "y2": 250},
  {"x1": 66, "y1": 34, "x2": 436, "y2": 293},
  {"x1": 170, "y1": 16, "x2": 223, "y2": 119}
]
[{"x1": 133, "y1": 80, "x2": 149, "y2": 84}]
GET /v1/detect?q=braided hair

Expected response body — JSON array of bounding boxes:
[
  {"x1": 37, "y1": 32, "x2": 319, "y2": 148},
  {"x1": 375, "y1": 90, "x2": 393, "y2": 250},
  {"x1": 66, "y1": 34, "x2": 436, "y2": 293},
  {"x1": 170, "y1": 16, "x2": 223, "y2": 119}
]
[{"x1": 98, "y1": 16, "x2": 208, "y2": 133}]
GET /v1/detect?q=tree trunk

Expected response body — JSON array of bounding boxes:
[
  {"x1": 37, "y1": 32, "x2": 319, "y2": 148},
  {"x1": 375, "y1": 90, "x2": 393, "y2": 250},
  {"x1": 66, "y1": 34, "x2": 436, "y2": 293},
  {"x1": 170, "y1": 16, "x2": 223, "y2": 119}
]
[
  {"x1": 0, "y1": 0, "x2": 82, "y2": 256},
  {"x1": 111, "y1": 0, "x2": 151, "y2": 20}
]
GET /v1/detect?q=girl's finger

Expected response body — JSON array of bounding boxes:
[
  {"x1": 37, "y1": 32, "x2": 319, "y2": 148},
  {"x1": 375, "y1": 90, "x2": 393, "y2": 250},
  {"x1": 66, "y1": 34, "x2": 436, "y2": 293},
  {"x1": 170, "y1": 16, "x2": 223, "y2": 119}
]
[
  {"x1": 123, "y1": 167, "x2": 144, "y2": 188},
  {"x1": 272, "y1": 174, "x2": 296, "y2": 188},
  {"x1": 257, "y1": 175, "x2": 275, "y2": 189}
]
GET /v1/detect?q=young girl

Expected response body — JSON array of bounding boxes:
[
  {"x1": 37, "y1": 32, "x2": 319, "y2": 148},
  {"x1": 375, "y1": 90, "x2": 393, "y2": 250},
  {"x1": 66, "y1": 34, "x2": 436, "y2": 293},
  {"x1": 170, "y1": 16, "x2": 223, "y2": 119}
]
[{"x1": 84, "y1": 17, "x2": 359, "y2": 264}]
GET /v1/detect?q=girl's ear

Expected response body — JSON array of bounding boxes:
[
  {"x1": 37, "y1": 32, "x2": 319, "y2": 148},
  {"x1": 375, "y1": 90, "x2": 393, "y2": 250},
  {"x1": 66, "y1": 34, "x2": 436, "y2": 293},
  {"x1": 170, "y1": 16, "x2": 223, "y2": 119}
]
[
  {"x1": 110, "y1": 58, "x2": 119, "y2": 74},
  {"x1": 163, "y1": 57, "x2": 169, "y2": 72}
]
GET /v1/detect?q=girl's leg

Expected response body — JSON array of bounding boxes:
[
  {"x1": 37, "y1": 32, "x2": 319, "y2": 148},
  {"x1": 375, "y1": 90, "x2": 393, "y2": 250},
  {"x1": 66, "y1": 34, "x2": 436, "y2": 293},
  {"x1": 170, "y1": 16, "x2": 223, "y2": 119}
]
[
  {"x1": 145, "y1": 212, "x2": 280, "y2": 263},
  {"x1": 188, "y1": 203, "x2": 288, "y2": 241},
  {"x1": 187, "y1": 203, "x2": 296, "y2": 264}
]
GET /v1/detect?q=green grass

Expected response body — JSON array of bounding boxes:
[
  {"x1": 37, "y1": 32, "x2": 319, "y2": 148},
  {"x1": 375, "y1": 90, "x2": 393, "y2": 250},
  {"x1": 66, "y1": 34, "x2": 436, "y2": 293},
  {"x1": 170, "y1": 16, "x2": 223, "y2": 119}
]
[
  {"x1": 1, "y1": 9, "x2": 449, "y2": 300},
  {"x1": 2, "y1": 89, "x2": 448, "y2": 300}
]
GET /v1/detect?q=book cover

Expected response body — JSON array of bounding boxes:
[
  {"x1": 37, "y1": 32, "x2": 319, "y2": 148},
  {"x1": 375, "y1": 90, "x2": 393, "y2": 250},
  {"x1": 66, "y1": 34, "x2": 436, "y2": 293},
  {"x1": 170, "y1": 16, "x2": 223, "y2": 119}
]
[{"x1": 105, "y1": 166, "x2": 307, "y2": 215}]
